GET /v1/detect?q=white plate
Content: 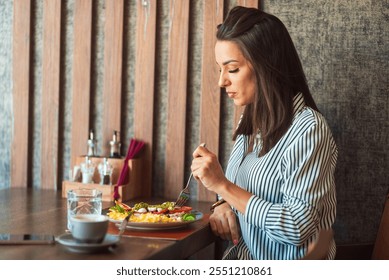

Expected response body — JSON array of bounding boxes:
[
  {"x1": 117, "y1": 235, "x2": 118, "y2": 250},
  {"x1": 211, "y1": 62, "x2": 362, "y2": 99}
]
[
  {"x1": 56, "y1": 233, "x2": 119, "y2": 253},
  {"x1": 112, "y1": 211, "x2": 203, "y2": 231}
]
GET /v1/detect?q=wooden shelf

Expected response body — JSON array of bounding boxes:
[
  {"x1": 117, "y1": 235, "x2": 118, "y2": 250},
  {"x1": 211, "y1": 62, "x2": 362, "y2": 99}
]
[{"x1": 62, "y1": 157, "x2": 144, "y2": 202}]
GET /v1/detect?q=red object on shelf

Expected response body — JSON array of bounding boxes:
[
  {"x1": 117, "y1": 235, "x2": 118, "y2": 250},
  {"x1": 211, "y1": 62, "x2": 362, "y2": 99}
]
[{"x1": 114, "y1": 138, "x2": 145, "y2": 200}]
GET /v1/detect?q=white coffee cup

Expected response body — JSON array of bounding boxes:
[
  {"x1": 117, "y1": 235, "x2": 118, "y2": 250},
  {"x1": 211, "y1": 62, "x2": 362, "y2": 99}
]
[{"x1": 70, "y1": 214, "x2": 108, "y2": 243}]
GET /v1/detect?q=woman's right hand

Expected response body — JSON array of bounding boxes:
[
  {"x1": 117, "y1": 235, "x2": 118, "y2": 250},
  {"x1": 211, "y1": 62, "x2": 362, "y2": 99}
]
[{"x1": 209, "y1": 202, "x2": 240, "y2": 245}]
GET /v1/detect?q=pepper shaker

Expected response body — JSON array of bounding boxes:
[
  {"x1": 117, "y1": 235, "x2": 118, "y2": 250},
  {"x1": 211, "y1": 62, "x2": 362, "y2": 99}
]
[{"x1": 98, "y1": 157, "x2": 113, "y2": 185}]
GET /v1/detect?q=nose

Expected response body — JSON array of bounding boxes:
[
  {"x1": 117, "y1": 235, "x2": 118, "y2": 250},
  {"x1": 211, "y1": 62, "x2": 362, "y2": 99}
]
[{"x1": 218, "y1": 71, "x2": 230, "y2": 88}]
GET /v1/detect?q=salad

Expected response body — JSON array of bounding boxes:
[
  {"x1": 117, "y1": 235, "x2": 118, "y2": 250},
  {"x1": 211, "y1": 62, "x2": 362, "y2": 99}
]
[{"x1": 107, "y1": 201, "x2": 196, "y2": 223}]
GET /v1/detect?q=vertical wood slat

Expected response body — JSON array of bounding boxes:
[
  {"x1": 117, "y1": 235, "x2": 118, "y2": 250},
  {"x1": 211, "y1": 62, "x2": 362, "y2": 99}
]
[
  {"x1": 237, "y1": 0, "x2": 259, "y2": 8},
  {"x1": 198, "y1": 0, "x2": 224, "y2": 202},
  {"x1": 164, "y1": 0, "x2": 190, "y2": 198},
  {"x1": 11, "y1": 0, "x2": 31, "y2": 188},
  {"x1": 134, "y1": 0, "x2": 157, "y2": 197},
  {"x1": 70, "y1": 0, "x2": 92, "y2": 167},
  {"x1": 233, "y1": 0, "x2": 259, "y2": 131},
  {"x1": 41, "y1": 0, "x2": 61, "y2": 189},
  {"x1": 102, "y1": 0, "x2": 124, "y2": 157}
]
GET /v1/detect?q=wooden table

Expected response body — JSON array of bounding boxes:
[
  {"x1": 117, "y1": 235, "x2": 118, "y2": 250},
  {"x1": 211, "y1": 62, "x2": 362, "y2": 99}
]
[{"x1": 0, "y1": 188, "x2": 218, "y2": 260}]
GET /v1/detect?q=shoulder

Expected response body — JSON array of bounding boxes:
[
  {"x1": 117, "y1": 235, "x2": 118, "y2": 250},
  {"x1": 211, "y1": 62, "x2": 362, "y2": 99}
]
[
  {"x1": 288, "y1": 106, "x2": 337, "y2": 151},
  {"x1": 293, "y1": 106, "x2": 332, "y2": 134}
]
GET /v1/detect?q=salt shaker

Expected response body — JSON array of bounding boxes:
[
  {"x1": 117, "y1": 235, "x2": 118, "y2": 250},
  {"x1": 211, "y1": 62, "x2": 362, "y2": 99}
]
[{"x1": 80, "y1": 156, "x2": 95, "y2": 184}]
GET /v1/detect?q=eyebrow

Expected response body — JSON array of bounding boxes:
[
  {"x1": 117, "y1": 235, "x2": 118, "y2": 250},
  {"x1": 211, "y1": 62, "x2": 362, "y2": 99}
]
[{"x1": 222, "y1": 59, "x2": 239, "y2": 66}]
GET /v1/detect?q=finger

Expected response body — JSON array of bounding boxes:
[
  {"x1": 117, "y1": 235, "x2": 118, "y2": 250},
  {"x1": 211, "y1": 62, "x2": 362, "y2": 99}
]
[
  {"x1": 211, "y1": 217, "x2": 227, "y2": 239},
  {"x1": 191, "y1": 156, "x2": 211, "y2": 176},
  {"x1": 210, "y1": 213, "x2": 231, "y2": 240},
  {"x1": 215, "y1": 218, "x2": 229, "y2": 240},
  {"x1": 220, "y1": 213, "x2": 236, "y2": 240},
  {"x1": 221, "y1": 225, "x2": 232, "y2": 240},
  {"x1": 191, "y1": 158, "x2": 209, "y2": 183},
  {"x1": 209, "y1": 216, "x2": 219, "y2": 236},
  {"x1": 190, "y1": 163, "x2": 202, "y2": 182},
  {"x1": 191, "y1": 157, "x2": 203, "y2": 171},
  {"x1": 227, "y1": 215, "x2": 240, "y2": 245},
  {"x1": 192, "y1": 144, "x2": 208, "y2": 158}
]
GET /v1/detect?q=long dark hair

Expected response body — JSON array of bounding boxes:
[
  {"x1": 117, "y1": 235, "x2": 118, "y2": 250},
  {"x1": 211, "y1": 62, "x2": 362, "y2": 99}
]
[{"x1": 217, "y1": 6, "x2": 318, "y2": 156}]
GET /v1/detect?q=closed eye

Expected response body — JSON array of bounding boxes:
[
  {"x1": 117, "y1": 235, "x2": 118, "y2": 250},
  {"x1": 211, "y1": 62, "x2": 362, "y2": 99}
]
[{"x1": 229, "y1": 68, "x2": 239, "y2": 73}]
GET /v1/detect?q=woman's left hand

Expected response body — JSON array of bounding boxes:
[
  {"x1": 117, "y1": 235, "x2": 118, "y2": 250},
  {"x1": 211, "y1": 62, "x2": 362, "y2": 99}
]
[{"x1": 191, "y1": 145, "x2": 228, "y2": 193}]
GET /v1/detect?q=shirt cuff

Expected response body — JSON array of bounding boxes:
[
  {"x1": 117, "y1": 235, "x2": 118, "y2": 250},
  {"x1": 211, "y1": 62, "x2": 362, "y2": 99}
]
[{"x1": 244, "y1": 195, "x2": 272, "y2": 229}]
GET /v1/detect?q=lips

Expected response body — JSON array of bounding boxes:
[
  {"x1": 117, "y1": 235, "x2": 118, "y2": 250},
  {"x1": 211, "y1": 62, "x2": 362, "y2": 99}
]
[{"x1": 227, "y1": 91, "x2": 236, "y2": 98}]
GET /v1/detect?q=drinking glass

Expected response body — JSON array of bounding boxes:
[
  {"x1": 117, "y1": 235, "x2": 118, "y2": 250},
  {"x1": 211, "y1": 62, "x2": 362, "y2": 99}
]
[{"x1": 67, "y1": 189, "x2": 102, "y2": 230}]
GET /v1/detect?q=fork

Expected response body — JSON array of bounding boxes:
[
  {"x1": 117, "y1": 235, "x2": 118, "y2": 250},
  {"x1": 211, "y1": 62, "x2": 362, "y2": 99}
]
[
  {"x1": 175, "y1": 143, "x2": 206, "y2": 207},
  {"x1": 174, "y1": 173, "x2": 193, "y2": 207},
  {"x1": 117, "y1": 210, "x2": 133, "y2": 240}
]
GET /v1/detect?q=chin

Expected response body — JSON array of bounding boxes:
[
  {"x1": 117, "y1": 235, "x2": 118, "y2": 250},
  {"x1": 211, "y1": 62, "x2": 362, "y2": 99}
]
[{"x1": 233, "y1": 99, "x2": 245, "y2": 106}]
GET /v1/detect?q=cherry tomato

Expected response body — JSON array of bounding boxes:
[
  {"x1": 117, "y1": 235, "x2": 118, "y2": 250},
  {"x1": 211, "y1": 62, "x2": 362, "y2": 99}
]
[
  {"x1": 180, "y1": 206, "x2": 192, "y2": 212},
  {"x1": 168, "y1": 206, "x2": 192, "y2": 213},
  {"x1": 155, "y1": 208, "x2": 169, "y2": 214},
  {"x1": 116, "y1": 201, "x2": 132, "y2": 211}
]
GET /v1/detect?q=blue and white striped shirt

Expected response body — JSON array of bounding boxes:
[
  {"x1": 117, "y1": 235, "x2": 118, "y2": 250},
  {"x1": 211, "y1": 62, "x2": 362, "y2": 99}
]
[{"x1": 225, "y1": 93, "x2": 337, "y2": 260}]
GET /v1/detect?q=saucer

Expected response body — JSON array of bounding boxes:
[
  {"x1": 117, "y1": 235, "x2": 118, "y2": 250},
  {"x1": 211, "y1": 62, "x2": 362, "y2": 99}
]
[{"x1": 56, "y1": 233, "x2": 119, "y2": 253}]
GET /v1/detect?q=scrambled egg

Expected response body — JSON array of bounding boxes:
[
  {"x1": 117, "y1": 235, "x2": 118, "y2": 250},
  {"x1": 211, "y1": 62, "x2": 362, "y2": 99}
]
[
  {"x1": 107, "y1": 211, "x2": 177, "y2": 223},
  {"x1": 130, "y1": 213, "x2": 176, "y2": 223},
  {"x1": 107, "y1": 211, "x2": 128, "y2": 221}
]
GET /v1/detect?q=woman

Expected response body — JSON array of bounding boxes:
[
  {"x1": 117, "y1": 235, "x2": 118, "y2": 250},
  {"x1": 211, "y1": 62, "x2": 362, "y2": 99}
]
[{"x1": 191, "y1": 6, "x2": 337, "y2": 260}]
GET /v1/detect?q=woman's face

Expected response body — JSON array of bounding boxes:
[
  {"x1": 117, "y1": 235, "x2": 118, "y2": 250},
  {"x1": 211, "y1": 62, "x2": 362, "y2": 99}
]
[{"x1": 215, "y1": 40, "x2": 257, "y2": 106}]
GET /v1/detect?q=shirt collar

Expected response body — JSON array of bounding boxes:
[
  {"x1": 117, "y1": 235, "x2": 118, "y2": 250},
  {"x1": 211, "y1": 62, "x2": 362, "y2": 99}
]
[{"x1": 292, "y1": 92, "x2": 306, "y2": 117}]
